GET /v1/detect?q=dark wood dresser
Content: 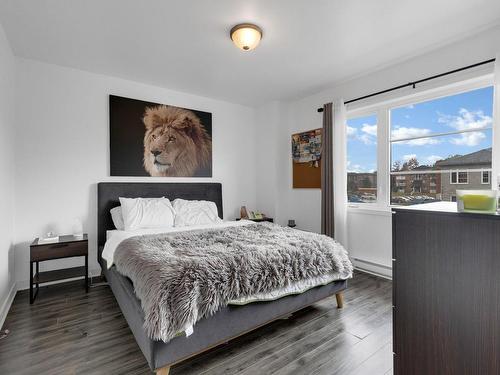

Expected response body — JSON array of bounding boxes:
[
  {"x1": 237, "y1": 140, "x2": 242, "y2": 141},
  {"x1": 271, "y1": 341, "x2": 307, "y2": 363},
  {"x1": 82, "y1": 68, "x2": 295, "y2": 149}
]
[{"x1": 392, "y1": 206, "x2": 500, "y2": 375}]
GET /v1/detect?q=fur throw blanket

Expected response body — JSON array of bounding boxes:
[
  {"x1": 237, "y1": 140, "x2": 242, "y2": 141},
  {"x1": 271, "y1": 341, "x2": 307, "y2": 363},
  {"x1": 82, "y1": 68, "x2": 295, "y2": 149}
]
[{"x1": 114, "y1": 223, "x2": 353, "y2": 342}]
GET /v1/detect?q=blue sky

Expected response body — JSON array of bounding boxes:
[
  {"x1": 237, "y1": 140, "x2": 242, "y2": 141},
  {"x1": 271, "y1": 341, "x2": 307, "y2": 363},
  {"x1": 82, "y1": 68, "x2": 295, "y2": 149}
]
[{"x1": 346, "y1": 86, "x2": 494, "y2": 173}]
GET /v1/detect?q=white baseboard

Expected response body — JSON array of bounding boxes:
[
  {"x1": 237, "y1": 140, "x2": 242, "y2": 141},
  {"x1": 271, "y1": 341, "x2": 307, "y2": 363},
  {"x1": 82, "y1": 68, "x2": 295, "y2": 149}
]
[
  {"x1": 1, "y1": 268, "x2": 101, "y2": 329},
  {"x1": 0, "y1": 282, "x2": 17, "y2": 330}
]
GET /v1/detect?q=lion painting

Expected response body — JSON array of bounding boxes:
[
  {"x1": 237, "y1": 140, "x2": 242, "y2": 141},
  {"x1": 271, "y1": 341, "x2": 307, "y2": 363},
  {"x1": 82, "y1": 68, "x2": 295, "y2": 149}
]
[{"x1": 142, "y1": 105, "x2": 212, "y2": 177}]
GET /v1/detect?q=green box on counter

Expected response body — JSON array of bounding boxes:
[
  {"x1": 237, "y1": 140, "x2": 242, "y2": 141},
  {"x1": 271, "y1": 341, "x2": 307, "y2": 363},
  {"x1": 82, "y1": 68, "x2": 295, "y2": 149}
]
[{"x1": 457, "y1": 190, "x2": 498, "y2": 214}]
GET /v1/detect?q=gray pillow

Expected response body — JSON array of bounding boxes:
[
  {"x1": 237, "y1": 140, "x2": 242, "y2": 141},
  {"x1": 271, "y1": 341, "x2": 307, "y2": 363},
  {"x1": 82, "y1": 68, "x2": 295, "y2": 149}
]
[{"x1": 110, "y1": 206, "x2": 125, "y2": 230}]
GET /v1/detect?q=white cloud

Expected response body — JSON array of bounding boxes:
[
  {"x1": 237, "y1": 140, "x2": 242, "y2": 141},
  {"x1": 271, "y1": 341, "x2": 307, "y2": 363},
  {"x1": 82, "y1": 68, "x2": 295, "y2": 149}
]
[
  {"x1": 391, "y1": 126, "x2": 440, "y2": 146},
  {"x1": 450, "y1": 131, "x2": 486, "y2": 146},
  {"x1": 359, "y1": 134, "x2": 376, "y2": 145},
  {"x1": 347, "y1": 160, "x2": 374, "y2": 173},
  {"x1": 403, "y1": 154, "x2": 417, "y2": 161},
  {"x1": 436, "y1": 108, "x2": 491, "y2": 147},
  {"x1": 431, "y1": 108, "x2": 492, "y2": 147},
  {"x1": 425, "y1": 155, "x2": 444, "y2": 165},
  {"x1": 348, "y1": 123, "x2": 377, "y2": 145},
  {"x1": 397, "y1": 154, "x2": 443, "y2": 165},
  {"x1": 406, "y1": 138, "x2": 440, "y2": 146},
  {"x1": 360, "y1": 123, "x2": 377, "y2": 145},
  {"x1": 405, "y1": 104, "x2": 415, "y2": 109},
  {"x1": 392, "y1": 127, "x2": 430, "y2": 139},
  {"x1": 346, "y1": 125, "x2": 357, "y2": 139},
  {"x1": 438, "y1": 108, "x2": 492, "y2": 131},
  {"x1": 361, "y1": 124, "x2": 377, "y2": 136},
  {"x1": 347, "y1": 162, "x2": 363, "y2": 173}
]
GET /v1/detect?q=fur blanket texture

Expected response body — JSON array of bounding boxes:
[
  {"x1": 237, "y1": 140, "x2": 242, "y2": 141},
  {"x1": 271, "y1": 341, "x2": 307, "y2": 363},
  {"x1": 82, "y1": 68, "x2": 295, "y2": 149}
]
[{"x1": 114, "y1": 222, "x2": 353, "y2": 342}]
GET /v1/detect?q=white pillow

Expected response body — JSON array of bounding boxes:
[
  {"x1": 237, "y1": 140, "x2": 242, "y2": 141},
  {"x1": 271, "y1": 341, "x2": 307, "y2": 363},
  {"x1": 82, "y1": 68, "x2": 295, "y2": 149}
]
[
  {"x1": 173, "y1": 199, "x2": 222, "y2": 227},
  {"x1": 119, "y1": 197, "x2": 175, "y2": 231},
  {"x1": 110, "y1": 206, "x2": 125, "y2": 230}
]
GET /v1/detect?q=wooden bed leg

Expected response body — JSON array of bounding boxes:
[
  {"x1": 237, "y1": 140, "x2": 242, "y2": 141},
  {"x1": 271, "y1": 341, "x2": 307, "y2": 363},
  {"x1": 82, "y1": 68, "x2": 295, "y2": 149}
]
[
  {"x1": 156, "y1": 366, "x2": 170, "y2": 375},
  {"x1": 336, "y1": 292, "x2": 344, "y2": 309}
]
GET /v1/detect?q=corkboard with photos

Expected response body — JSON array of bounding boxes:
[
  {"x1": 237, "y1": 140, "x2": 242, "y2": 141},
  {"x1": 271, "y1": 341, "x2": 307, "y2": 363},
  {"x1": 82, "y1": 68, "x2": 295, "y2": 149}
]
[{"x1": 291, "y1": 128, "x2": 322, "y2": 188}]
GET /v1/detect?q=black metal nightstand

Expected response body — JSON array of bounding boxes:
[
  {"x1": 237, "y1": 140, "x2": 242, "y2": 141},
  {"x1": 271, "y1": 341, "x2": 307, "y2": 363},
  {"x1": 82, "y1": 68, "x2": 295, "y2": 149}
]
[{"x1": 29, "y1": 234, "x2": 88, "y2": 304}]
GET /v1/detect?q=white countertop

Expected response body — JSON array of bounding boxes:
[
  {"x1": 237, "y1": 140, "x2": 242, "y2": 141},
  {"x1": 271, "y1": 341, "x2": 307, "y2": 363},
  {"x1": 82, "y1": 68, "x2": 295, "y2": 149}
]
[
  {"x1": 393, "y1": 201, "x2": 500, "y2": 217},
  {"x1": 393, "y1": 201, "x2": 458, "y2": 213}
]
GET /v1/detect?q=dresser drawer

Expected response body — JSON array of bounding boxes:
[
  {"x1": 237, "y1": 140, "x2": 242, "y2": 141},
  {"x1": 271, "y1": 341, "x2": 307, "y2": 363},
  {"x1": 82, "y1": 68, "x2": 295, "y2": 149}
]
[{"x1": 31, "y1": 241, "x2": 88, "y2": 261}]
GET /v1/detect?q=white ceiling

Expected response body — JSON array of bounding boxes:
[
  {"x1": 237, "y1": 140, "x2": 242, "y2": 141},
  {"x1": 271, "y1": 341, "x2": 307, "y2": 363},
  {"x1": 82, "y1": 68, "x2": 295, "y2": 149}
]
[{"x1": 1, "y1": 0, "x2": 500, "y2": 106}]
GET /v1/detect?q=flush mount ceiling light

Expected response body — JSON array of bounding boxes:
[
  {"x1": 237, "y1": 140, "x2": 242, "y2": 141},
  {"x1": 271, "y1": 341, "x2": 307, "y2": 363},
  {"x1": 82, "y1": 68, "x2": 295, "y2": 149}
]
[{"x1": 230, "y1": 23, "x2": 263, "y2": 51}]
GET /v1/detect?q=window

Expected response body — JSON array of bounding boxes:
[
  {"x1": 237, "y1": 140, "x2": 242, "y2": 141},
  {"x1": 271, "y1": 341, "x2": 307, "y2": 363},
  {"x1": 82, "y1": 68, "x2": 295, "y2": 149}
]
[
  {"x1": 346, "y1": 114, "x2": 377, "y2": 203},
  {"x1": 459, "y1": 172, "x2": 468, "y2": 184},
  {"x1": 450, "y1": 171, "x2": 468, "y2": 184},
  {"x1": 345, "y1": 78, "x2": 495, "y2": 209},
  {"x1": 390, "y1": 86, "x2": 494, "y2": 205},
  {"x1": 482, "y1": 170, "x2": 490, "y2": 184}
]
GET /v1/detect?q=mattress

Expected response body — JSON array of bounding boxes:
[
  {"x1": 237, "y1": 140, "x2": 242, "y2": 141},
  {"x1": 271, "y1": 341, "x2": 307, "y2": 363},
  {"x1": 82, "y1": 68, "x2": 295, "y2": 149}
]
[{"x1": 102, "y1": 220, "x2": 253, "y2": 266}]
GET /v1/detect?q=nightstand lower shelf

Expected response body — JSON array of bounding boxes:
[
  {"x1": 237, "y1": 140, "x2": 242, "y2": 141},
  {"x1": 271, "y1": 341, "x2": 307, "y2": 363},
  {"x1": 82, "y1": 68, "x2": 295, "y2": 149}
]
[{"x1": 34, "y1": 266, "x2": 87, "y2": 284}]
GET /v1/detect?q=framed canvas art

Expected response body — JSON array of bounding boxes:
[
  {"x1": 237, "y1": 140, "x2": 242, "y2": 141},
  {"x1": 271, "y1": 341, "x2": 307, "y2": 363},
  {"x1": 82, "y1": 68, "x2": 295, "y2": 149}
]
[{"x1": 109, "y1": 95, "x2": 212, "y2": 177}]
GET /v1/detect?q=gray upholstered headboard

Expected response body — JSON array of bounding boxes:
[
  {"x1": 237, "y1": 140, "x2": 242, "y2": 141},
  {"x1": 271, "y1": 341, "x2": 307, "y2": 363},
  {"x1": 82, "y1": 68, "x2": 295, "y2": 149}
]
[{"x1": 97, "y1": 182, "x2": 223, "y2": 263}]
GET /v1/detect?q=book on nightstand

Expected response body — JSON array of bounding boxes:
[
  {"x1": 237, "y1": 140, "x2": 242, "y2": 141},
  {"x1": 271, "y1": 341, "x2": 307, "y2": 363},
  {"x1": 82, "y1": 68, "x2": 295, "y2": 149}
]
[{"x1": 38, "y1": 236, "x2": 60, "y2": 244}]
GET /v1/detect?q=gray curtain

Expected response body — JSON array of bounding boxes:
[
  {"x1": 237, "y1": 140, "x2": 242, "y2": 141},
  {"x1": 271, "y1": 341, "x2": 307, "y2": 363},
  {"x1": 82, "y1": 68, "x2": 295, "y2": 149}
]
[{"x1": 321, "y1": 102, "x2": 334, "y2": 237}]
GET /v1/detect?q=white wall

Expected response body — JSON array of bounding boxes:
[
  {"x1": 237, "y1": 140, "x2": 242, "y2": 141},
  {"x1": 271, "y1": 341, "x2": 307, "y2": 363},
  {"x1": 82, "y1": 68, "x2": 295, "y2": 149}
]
[
  {"x1": 263, "y1": 25, "x2": 500, "y2": 278},
  {"x1": 254, "y1": 101, "x2": 285, "y2": 219},
  {"x1": 0, "y1": 23, "x2": 16, "y2": 326},
  {"x1": 13, "y1": 59, "x2": 257, "y2": 289}
]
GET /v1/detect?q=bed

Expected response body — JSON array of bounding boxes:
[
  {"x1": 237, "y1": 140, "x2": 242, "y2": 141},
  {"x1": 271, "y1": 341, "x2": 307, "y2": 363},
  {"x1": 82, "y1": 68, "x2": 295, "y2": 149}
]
[{"x1": 97, "y1": 182, "x2": 350, "y2": 374}]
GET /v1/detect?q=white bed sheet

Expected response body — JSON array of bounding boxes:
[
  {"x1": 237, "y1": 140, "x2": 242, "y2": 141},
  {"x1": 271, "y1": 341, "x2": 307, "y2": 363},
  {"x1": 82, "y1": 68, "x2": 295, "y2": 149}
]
[
  {"x1": 102, "y1": 220, "x2": 252, "y2": 268},
  {"x1": 103, "y1": 220, "x2": 342, "y2": 307}
]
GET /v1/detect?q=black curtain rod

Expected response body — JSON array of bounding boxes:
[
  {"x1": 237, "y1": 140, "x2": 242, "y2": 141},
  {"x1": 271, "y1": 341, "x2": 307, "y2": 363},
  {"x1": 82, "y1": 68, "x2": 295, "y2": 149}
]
[{"x1": 317, "y1": 58, "x2": 496, "y2": 112}]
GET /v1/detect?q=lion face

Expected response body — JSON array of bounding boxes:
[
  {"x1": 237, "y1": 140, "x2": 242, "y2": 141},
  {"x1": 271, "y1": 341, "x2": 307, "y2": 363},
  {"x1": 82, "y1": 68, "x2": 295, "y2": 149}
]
[
  {"x1": 145, "y1": 126, "x2": 186, "y2": 173},
  {"x1": 143, "y1": 105, "x2": 212, "y2": 177}
]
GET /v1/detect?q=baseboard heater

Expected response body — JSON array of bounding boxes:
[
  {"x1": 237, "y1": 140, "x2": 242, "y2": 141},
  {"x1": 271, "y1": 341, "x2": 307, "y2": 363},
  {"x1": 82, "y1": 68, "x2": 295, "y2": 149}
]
[{"x1": 352, "y1": 258, "x2": 392, "y2": 270}]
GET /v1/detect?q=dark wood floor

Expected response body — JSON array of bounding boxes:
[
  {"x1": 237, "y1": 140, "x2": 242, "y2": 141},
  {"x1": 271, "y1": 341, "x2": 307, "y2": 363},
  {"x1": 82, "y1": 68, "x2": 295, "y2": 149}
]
[{"x1": 0, "y1": 272, "x2": 392, "y2": 375}]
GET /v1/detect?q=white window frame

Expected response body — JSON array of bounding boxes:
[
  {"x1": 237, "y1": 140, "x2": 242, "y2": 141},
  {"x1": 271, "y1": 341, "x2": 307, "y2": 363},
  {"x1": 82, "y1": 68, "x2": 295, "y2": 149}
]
[
  {"x1": 345, "y1": 74, "x2": 495, "y2": 213},
  {"x1": 482, "y1": 170, "x2": 491, "y2": 184},
  {"x1": 450, "y1": 170, "x2": 469, "y2": 184}
]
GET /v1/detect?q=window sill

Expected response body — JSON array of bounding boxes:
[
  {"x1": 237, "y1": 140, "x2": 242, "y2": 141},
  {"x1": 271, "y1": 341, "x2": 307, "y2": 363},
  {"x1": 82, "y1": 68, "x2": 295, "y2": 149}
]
[{"x1": 347, "y1": 204, "x2": 392, "y2": 216}]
